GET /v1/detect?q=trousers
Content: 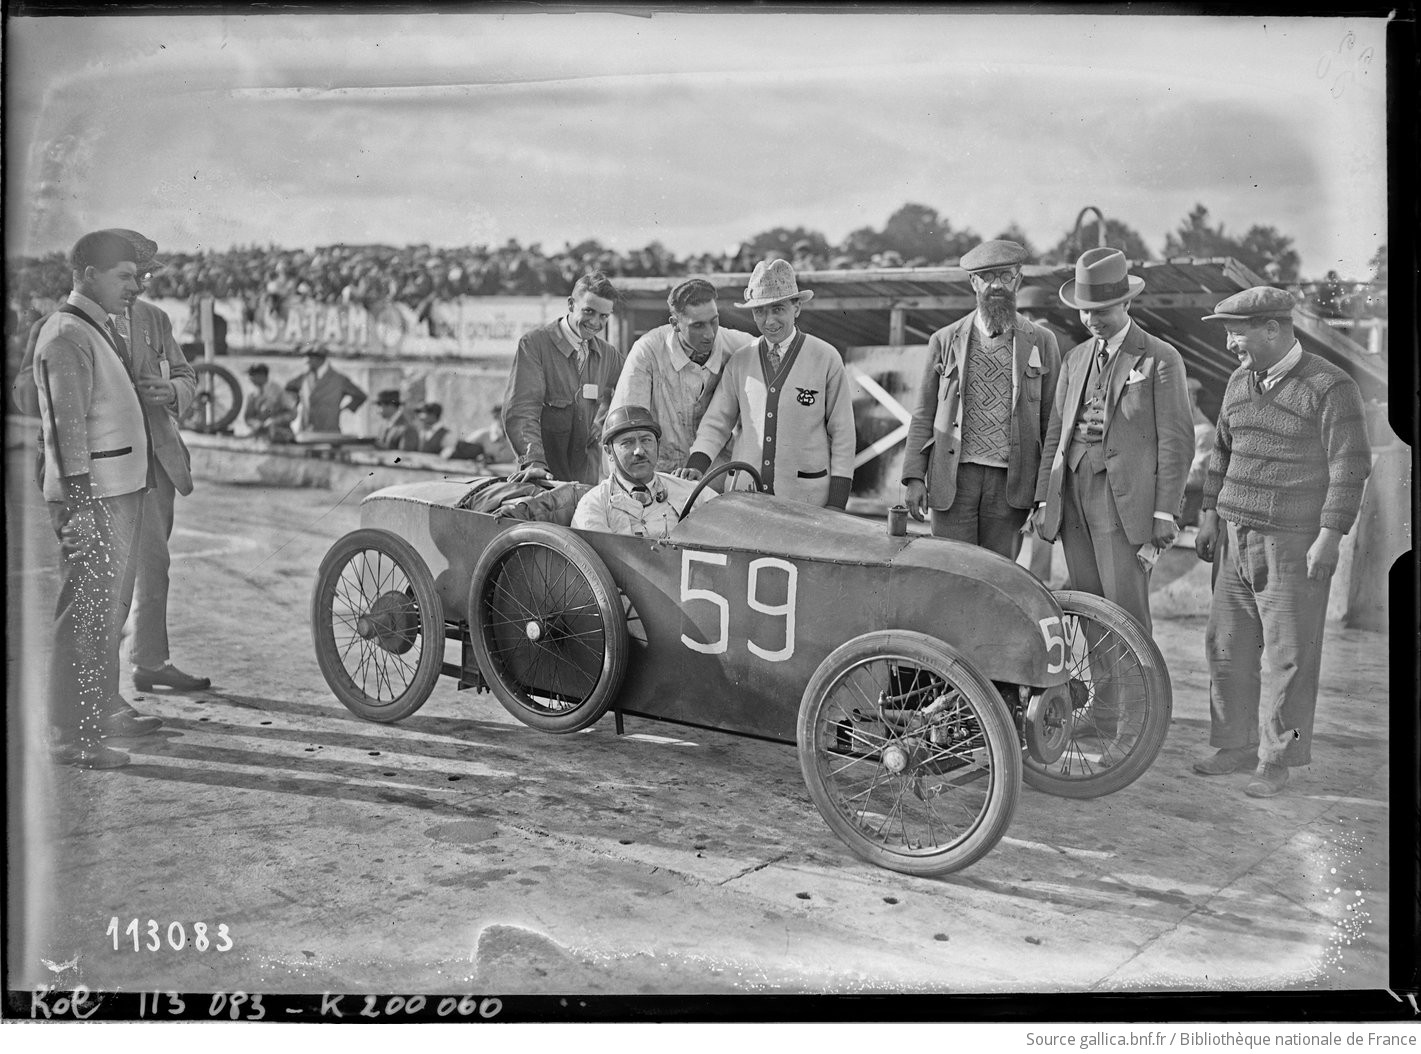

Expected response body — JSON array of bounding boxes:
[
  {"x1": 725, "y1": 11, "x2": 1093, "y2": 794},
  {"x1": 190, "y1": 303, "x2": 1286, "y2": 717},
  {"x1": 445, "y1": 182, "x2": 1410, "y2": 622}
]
[
  {"x1": 1059, "y1": 465, "x2": 1153, "y2": 634},
  {"x1": 48, "y1": 491, "x2": 145, "y2": 748},
  {"x1": 127, "y1": 463, "x2": 176, "y2": 669},
  {"x1": 1205, "y1": 521, "x2": 1331, "y2": 766},
  {"x1": 930, "y1": 463, "x2": 1028, "y2": 559}
]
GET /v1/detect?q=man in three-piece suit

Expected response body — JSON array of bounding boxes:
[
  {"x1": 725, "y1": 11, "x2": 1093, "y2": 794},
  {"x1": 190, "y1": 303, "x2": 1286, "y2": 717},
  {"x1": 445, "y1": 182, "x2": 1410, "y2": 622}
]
[
  {"x1": 15, "y1": 229, "x2": 212, "y2": 714},
  {"x1": 902, "y1": 239, "x2": 1061, "y2": 558},
  {"x1": 1033, "y1": 248, "x2": 1194, "y2": 634}
]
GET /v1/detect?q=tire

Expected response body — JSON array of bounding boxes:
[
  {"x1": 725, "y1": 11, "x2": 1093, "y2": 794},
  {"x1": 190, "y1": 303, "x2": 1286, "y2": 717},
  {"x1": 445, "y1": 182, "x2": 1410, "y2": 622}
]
[
  {"x1": 467, "y1": 523, "x2": 627, "y2": 733},
  {"x1": 180, "y1": 362, "x2": 242, "y2": 433},
  {"x1": 1022, "y1": 590, "x2": 1173, "y2": 798},
  {"x1": 312, "y1": 528, "x2": 444, "y2": 722},
  {"x1": 797, "y1": 630, "x2": 1022, "y2": 877}
]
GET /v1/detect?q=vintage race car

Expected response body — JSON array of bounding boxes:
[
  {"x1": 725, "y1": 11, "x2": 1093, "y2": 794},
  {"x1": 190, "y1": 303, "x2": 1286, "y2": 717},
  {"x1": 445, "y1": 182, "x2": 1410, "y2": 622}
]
[{"x1": 311, "y1": 463, "x2": 1171, "y2": 876}]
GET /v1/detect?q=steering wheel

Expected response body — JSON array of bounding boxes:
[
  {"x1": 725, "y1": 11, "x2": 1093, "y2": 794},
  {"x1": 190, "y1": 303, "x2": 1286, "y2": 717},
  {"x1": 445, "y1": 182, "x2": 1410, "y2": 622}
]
[{"x1": 679, "y1": 461, "x2": 766, "y2": 521}]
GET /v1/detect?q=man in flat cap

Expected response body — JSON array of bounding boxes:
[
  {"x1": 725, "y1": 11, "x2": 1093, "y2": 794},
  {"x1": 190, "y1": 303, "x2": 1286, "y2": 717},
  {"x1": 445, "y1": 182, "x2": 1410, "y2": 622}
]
[
  {"x1": 1192, "y1": 287, "x2": 1371, "y2": 797},
  {"x1": 15, "y1": 229, "x2": 212, "y2": 721},
  {"x1": 1034, "y1": 247, "x2": 1194, "y2": 634},
  {"x1": 902, "y1": 240, "x2": 1061, "y2": 557},
  {"x1": 685, "y1": 259, "x2": 856, "y2": 508}
]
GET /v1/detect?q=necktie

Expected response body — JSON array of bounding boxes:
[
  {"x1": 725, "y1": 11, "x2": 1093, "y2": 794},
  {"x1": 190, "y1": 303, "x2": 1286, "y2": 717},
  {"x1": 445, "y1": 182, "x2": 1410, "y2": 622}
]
[
  {"x1": 1252, "y1": 368, "x2": 1269, "y2": 394},
  {"x1": 107, "y1": 318, "x2": 130, "y2": 364},
  {"x1": 576, "y1": 343, "x2": 588, "y2": 376},
  {"x1": 1094, "y1": 339, "x2": 1109, "y2": 379},
  {"x1": 767, "y1": 342, "x2": 782, "y2": 376}
]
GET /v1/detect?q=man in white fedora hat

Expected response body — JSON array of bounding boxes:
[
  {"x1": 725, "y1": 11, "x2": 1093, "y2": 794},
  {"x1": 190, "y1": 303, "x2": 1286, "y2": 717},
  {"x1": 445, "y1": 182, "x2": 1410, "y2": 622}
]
[
  {"x1": 684, "y1": 259, "x2": 856, "y2": 508},
  {"x1": 1033, "y1": 247, "x2": 1194, "y2": 634},
  {"x1": 902, "y1": 239, "x2": 1062, "y2": 558}
]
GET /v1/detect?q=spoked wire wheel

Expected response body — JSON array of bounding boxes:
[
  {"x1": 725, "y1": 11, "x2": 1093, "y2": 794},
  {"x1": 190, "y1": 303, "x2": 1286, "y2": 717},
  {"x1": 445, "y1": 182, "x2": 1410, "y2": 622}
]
[
  {"x1": 468, "y1": 523, "x2": 627, "y2": 733},
  {"x1": 312, "y1": 528, "x2": 444, "y2": 722},
  {"x1": 1022, "y1": 590, "x2": 1172, "y2": 798},
  {"x1": 797, "y1": 631, "x2": 1021, "y2": 876},
  {"x1": 180, "y1": 361, "x2": 242, "y2": 433}
]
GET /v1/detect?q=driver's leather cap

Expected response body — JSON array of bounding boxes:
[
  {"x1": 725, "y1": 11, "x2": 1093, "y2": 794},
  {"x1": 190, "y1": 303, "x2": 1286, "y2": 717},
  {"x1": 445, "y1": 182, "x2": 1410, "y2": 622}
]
[{"x1": 602, "y1": 405, "x2": 661, "y2": 446}]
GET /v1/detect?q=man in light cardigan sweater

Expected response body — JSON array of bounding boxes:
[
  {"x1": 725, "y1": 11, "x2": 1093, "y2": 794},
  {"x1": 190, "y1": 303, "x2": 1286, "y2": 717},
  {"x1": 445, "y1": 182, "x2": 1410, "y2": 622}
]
[
  {"x1": 1193, "y1": 286, "x2": 1371, "y2": 798},
  {"x1": 684, "y1": 260, "x2": 855, "y2": 508}
]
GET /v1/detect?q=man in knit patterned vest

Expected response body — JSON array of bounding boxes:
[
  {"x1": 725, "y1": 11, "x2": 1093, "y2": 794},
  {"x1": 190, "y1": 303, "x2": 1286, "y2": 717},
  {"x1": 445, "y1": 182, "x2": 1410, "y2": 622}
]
[
  {"x1": 1192, "y1": 286, "x2": 1371, "y2": 798},
  {"x1": 902, "y1": 239, "x2": 1061, "y2": 558}
]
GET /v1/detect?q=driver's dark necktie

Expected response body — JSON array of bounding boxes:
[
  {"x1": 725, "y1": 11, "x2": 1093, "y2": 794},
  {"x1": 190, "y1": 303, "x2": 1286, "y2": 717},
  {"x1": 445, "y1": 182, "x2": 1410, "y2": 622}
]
[{"x1": 1251, "y1": 368, "x2": 1269, "y2": 395}]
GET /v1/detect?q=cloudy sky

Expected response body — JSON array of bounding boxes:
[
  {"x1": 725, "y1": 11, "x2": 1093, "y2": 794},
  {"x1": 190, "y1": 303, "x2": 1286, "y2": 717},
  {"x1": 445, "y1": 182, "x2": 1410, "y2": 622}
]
[{"x1": 4, "y1": 8, "x2": 1390, "y2": 277}]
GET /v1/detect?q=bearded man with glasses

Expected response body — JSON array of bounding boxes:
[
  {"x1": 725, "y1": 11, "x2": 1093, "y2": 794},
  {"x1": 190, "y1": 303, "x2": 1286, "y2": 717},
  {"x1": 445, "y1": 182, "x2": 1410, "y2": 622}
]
[{"x1": 902, "y1": 239, "x2": 1062, "y2": 558}]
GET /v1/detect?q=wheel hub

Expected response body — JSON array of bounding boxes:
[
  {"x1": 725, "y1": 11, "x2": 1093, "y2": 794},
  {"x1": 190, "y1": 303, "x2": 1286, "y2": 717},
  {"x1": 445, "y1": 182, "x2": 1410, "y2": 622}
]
[
  {"x1": 356, "y1": 591, "x2": 419, "y2": 655},
  {"x1": 1024, "y1": 684, "x2": 1074, "y2": 764}
]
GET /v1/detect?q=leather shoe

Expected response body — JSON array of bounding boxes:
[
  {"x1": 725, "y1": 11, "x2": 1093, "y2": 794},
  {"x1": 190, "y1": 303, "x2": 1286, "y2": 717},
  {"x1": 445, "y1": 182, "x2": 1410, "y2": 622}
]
[
  {"x1": 1192, "y1": 746, "x2": 1258, "y2": 775},
  {"x1": 1245, "y1": 762, "x2": 1289, "y2": 798},
  {"x1": 134, "y1": 663, "x2": 211, "y2": 692},
  {"x1": 100, "y1": 706, "x2": 164, "y2": 737},
  {"x1": 52, "y1": 743, "x2": 130, "y2": 769}
]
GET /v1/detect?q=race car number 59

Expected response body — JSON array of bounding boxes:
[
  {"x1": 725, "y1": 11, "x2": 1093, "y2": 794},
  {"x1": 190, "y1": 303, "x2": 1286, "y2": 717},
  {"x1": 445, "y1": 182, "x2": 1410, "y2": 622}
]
[
  {"x1": 1038, "y1": 616, "x2": 1066, "y2": 674},
  {"x1": 679, "y1": 550, "x2": 798, "y2": 662}
]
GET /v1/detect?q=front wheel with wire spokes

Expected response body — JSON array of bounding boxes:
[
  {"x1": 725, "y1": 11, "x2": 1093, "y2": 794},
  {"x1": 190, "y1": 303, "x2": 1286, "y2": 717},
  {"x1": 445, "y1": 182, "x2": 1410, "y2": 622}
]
[
  {"x1": 467, "y1": 523, "x2": 627, "y2": 733},
  {"x1": 312, "y1": 528, "x2": 444, "y2": 722},
  {"x1": 797, "y1": 631, "x2": 1021, "y2": 877},
  {"x1": 1022, "y1": 590, "x2": 1172, "y2": 798}
]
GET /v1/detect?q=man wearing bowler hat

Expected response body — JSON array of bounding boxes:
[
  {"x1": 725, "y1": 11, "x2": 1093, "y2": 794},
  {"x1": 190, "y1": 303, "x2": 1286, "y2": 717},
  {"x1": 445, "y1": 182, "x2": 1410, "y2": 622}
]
[
  {"x1": 902, "y1": 240, "x2": 1061, "y2": 557},
  {"x1": 1033, "y1": 247, "x2": 1194, "y2": 634},
  {"x1": 1192, "y1": 287, "x2": 1370, "y2": 797},
  {"x1": 285, "y1": 343, "x2": 367, "y2": 435},
  {"x1": 684, "y1": 259, "x2": 856, "y2": 508},
  {"x1": 371, "y1": 389, "x2": 417, "y2": 451}
]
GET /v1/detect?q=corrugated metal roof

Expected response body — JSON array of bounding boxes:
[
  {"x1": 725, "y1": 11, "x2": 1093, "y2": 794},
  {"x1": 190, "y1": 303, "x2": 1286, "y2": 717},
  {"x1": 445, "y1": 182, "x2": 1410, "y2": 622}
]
[{"x1": 614, "y1": 257, "x2": 1386, "y2": 407}]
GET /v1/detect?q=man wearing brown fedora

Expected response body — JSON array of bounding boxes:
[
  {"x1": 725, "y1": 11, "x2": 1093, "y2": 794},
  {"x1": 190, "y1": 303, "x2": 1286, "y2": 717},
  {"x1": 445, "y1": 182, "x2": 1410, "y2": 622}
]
[
  {"x1": 1033, "y1": 247, "x2": 1194, "y2": 634},
  {"x1": 685, "y1": 259, "x2": 855, "y2": 508},
  {"x1": 902, "y1": 239, "x2": 1061, "y2": 557},
  {"x1": 1192, "y1": 287, "x2": 1370, "y2": 797}
]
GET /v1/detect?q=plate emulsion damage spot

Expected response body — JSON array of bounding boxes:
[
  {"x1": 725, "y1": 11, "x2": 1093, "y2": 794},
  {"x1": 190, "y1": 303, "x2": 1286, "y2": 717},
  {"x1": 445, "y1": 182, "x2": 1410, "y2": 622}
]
[{"x1": 425, "y1": 820, "x2": 498, "y2": 845}]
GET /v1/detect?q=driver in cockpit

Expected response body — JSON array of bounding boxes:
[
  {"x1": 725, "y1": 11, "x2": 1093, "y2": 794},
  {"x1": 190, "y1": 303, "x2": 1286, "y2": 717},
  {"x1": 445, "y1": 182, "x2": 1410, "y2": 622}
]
[{"x1": 571, "y1": 405, "x2": 713, "y2": 538}]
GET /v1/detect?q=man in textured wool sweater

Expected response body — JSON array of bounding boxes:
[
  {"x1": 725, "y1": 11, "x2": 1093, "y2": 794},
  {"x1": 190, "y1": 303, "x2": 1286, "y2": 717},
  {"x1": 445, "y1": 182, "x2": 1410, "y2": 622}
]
[{"x1": 1192, "y1": 286, "x2": 1371, "y2": 798}]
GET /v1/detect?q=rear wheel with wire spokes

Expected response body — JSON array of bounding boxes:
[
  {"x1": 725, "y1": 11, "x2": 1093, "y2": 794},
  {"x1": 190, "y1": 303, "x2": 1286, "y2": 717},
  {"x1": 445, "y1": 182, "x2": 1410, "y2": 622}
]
[
  {"x1": 1022, "y1": 590, "x2": 1172, "y2": 798},
  {"x1": 797, "y1": 630, "x2": 1021, "y2": 876},
  {"x1": 467, "y1": 523, "x2": 627, "y2": 733},
  {"x1": 312, "y1": 528, "x2": 444, "y2": 722}
]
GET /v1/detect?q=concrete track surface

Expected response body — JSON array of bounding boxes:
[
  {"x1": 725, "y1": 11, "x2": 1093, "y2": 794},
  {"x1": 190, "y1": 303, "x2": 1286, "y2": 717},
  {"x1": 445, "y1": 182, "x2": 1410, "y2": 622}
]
[{"x1": 5, "y1": 449, "x2": 1393, "y2": 998}]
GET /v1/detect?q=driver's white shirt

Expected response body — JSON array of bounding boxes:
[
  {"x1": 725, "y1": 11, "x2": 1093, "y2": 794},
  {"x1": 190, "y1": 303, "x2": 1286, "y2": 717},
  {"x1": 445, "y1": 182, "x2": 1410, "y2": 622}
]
[{"x1": 571, "y1": 470, "x2": 706, "y2": 538}]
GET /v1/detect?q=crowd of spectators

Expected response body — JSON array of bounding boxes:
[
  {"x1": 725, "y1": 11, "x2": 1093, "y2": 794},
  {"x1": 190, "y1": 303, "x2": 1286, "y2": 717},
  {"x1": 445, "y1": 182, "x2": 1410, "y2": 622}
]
[{"x1": 5, "y1": 236, "x2": 1387, "y2": 331}]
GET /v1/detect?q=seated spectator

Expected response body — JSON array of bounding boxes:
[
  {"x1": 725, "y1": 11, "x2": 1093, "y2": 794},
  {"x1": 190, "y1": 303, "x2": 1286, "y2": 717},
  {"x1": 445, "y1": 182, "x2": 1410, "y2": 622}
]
[
  {"x1": 443, "y1": 402, "x2": 518, "y2": 464},
  {"x1": 571, "y1": 405, "x2": 711, "y2": 538},
  {"x1": 243, "y1": 364, "x2": 296, "y2": 442},
  {"x1": 372, "y1": 389, "x2": 418, "y2": 451},
  {"x1": 412, "y1": 401, "x2": 451, "y2": 454}
]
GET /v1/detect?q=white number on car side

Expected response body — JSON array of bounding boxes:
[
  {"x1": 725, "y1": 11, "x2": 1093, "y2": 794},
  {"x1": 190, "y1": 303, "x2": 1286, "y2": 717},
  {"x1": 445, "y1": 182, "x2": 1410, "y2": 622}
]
[
  {"x1": 1039, "y1": 615, "x2": 1066, "y2": 675},
  {"x1": 680, "y1": 551, "x2": 729, "y2": 654},
  {"x1": 679, "y1": 550, "x2": 798, "y2": 662},
  {"x1": 746, "y1": 558, "x2": 797, "y2": 662}
]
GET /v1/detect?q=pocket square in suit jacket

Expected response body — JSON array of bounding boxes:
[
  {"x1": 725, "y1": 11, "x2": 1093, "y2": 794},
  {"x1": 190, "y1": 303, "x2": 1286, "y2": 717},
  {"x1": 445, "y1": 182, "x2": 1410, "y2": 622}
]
[{"x1": 1127, "y1": 369, "x2": 1147, "y2": 383}]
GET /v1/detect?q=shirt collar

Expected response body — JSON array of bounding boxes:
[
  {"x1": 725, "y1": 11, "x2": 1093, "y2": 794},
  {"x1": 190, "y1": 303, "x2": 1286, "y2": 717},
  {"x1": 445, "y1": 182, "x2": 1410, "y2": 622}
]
[
  {"x1": 1100, "y1": 318, "x2": 1132, "y2": 357},
  {"x1": 1260, "y1": 340, "x2": 1303, "y2": 389},
  {"x1": 666, "y1": 327, "x2": 723, "y2": 373},
  {"x1": 767, "y1": 327, "x2": 797, "y2": 350},
  {"x1": 560, "y1": 316, "x2": 589, "y2": 355},
  {"x1": 67, "y1": 292, "x2": 112, "y2": 328}
]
